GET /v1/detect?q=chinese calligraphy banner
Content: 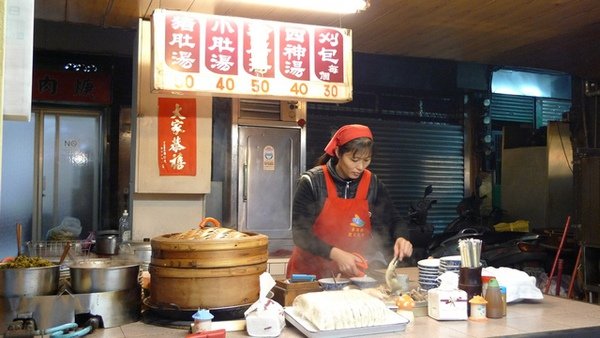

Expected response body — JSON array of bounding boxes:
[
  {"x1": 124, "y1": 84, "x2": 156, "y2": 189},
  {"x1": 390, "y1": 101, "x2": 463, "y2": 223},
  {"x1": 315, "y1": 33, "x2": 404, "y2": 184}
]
[
  {"x1": 152, "y1": 9, "x2": 352, "y2": 103},
  {"x1": 158, "y1": 97, "x2": 197, "y2": 176}
]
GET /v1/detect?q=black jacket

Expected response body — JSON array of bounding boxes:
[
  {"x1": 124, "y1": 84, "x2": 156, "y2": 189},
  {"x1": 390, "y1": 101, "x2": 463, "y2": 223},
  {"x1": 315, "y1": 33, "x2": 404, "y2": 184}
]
[{"x1": 291, "y1": 160, "x2": 408, "y2": 262}]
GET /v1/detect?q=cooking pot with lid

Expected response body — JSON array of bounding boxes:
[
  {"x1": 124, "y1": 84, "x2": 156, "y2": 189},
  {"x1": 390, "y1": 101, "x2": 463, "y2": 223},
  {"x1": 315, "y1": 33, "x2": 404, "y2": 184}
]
[{"x1": 95, "y1": 230, "x2": 120, "y2": 255}]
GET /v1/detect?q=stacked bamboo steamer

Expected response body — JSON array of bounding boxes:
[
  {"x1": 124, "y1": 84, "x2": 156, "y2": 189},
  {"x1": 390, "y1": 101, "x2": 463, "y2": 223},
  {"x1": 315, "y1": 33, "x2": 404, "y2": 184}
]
[{"x1": 148, "y1": 217, "x2": 268, "y2": 309}]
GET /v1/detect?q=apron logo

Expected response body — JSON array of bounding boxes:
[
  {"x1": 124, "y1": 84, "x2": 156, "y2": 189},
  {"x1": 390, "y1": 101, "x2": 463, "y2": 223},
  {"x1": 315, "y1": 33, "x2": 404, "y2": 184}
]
[
  {"x1": 348, "y1": 214, "x2": 366, "y2": 238},
  {"x1": 350, "y1": 214, "x2": 365, "y2": 228}
]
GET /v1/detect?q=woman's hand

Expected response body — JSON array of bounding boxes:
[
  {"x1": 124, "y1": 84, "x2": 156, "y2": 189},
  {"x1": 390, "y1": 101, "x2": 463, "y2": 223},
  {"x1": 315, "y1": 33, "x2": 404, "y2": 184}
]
[
  {"x1": 394, "y1": 237, "x2": 413, "y2": 261},
  {"x1": 329, "y1": 247, "x2": 363, "y2": 277}
]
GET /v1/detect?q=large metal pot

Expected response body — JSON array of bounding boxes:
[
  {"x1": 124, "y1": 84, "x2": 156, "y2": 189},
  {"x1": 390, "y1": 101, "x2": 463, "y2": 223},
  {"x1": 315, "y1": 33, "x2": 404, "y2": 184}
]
[
  {"x1": 120, "y1": 240, "x2": 152, "y2": 271},
  {"x1": 0, "y1": 265, "x2": 60, "y2": 297},
  {"x1": 69, "y1": 259, "x2": 140, "y2": 294}
]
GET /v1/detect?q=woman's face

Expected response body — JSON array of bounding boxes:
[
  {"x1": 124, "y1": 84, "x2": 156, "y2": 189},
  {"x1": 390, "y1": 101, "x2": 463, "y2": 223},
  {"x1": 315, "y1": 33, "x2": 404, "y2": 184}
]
[{"x1": 335, "y1": 148, "x2": 372, "y2": 180}]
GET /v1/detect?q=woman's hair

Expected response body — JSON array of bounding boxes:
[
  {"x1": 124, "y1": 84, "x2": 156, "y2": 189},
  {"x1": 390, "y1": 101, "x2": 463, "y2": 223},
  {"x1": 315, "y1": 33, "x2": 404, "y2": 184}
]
[{"x1": 316, "y1": 137, "x2": 374, "y2": 166}]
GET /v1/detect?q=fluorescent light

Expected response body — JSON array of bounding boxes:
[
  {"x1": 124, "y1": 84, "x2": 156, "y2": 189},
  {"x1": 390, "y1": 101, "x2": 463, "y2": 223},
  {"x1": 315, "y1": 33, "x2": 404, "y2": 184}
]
[{"x1": 232, "y1": 0, "x2": 369, "y2": 14}]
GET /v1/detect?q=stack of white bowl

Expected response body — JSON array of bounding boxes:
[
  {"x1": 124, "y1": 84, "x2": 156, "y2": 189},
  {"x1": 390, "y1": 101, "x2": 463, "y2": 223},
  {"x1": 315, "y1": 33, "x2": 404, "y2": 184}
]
[
  {"x1": 438, "y1": 255, "x2": 462, "y2": 276},
  {"x1": 417, "y1": 258, "x2": 440, "y2": 290}
]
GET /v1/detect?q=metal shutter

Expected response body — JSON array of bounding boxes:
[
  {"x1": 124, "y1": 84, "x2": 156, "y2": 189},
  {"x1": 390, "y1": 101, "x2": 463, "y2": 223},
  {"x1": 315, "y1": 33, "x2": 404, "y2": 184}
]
[
  {"x1": 490, "y1": 94, "x2": 535, "y2": 124},
  {"x1": 537, "y1": 98, "x2": 571, "y2": 127},
  {"x1": 306, "y1": 114, "x2": 464, "y2": 233}
]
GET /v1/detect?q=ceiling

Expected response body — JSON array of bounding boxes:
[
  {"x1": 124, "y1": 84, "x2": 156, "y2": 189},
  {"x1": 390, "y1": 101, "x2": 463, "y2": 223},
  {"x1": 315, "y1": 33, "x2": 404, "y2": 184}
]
[{"x1": 34, "y1": 0, "x2": 600, "y2": 79}]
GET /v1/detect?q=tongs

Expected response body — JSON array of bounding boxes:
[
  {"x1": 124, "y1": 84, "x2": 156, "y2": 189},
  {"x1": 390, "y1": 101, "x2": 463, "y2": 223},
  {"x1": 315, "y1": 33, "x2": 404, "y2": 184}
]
[
  {"x1": 352, "y1": 252, "x2": 369, "y2": 277},
  {"x1": 385, "y1": 256, "x2": 402, "y2": 293}
]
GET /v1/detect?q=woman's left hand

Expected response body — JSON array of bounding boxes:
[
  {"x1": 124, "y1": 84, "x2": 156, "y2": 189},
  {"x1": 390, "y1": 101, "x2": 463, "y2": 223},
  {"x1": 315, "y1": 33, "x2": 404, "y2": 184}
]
[{"x1": 393, "y1": 237, "x2": 413, "y2": 262}]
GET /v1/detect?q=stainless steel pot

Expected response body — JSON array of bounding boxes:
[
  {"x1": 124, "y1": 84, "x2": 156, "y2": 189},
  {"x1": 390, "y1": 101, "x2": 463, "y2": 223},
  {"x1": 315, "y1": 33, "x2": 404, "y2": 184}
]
[
  {"x1": 69, "y1": 259, "x2": 140, "y2": 293},
  {"x1": 0, "y1": 265, "x2": 60, "y2": 297},
  {"x1": 119, "y1": 240, "x2": 152, "y2": 271},
  {"x1": 95, "y1": 230, "x2": 120, "y2": 255}
]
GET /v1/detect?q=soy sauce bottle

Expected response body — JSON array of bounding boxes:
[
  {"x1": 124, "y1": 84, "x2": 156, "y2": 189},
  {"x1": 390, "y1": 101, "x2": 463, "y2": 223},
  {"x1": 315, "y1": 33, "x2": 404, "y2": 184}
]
[{"x1": 485, "y1": 278, "x2": 503, "y2": 318}]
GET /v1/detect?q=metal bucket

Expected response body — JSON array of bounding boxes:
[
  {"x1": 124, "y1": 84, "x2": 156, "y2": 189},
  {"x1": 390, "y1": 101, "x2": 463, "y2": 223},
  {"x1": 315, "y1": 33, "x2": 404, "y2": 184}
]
[
  {"x1": 69, "y1": 259, "x2": 140, "y2": 294},
  {"x1": 0, "y1": 265, "x2": 60, "y2": 297}
]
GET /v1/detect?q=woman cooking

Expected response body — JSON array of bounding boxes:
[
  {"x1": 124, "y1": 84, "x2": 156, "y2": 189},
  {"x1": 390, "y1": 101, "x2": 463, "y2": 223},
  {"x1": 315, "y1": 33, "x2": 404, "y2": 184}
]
[{"x1": 286, "y1": 124, "x2": 413, "y2": 279}]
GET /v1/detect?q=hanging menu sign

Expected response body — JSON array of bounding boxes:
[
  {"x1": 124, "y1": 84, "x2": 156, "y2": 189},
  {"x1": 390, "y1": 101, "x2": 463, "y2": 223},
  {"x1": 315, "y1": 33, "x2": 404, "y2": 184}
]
[{"x1": 151, "y1": 9, "x2": 353, "y2": 103}]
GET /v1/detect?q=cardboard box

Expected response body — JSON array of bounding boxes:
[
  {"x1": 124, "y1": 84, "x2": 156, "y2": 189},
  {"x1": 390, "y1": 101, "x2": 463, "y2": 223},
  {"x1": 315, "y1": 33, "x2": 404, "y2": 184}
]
[{"x1": 272, "y1": 280, "x2": 322, "y2": 307}]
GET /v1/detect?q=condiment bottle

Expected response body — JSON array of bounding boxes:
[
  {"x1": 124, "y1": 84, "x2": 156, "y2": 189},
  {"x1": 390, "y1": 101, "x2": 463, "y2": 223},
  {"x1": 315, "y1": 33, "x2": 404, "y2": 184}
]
[
  {"x1": 192, "y1": 309, "x2": 213, "y2": 333},
  {"x1": 485, "y1": 278, "x2": 503, "y2": 318},
  {"x1": 468, "y1": 295, "x2": 488, "y2": 321},
  {"x1": 500, "y1": 286, "x2": 507, "y2": 317},
  {"x1": 481, "y1": 275, "x2": 494, "y2": 297}
]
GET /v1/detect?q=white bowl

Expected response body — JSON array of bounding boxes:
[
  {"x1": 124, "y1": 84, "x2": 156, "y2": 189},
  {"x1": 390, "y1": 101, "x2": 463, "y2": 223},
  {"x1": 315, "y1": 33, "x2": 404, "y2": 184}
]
[
  {"x1": 318, "y1": 277, "x2": 350, "y2": 291},
  {"x1": 350, "y1": 276, "x2": 379, "y2": 289}
]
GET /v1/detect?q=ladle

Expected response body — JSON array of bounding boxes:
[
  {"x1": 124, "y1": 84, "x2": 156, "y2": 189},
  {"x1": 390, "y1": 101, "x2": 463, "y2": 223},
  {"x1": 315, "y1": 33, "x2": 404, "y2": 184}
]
[
  {"x1": 16, "y1": 223, "x2": 22, "y2": 257},
  {"x1": 58, "y1": 242, "x2": 72, "y2": 265}
]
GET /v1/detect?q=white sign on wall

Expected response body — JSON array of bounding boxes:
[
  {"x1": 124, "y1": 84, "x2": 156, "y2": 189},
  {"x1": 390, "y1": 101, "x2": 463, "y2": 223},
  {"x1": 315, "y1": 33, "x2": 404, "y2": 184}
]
[
  {"x1": 2, "y1": 0, "x2": 34, "y2": 121},
  {"x1": 151, "y1": 9, "x2": 353, "y2": 103}
]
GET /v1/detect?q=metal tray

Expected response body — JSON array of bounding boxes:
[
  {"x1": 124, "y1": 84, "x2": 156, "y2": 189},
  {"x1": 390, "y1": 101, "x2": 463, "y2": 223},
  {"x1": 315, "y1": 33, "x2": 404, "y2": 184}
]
[{"x1": 284, "y1": 307, "x2": 408, "y2": 338}]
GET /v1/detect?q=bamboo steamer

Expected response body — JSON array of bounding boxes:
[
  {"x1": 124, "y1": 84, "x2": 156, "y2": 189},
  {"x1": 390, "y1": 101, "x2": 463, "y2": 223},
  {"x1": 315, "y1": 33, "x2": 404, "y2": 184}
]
[{"x1": 149, "y1": 218, "x2": 269, "y2": 309}]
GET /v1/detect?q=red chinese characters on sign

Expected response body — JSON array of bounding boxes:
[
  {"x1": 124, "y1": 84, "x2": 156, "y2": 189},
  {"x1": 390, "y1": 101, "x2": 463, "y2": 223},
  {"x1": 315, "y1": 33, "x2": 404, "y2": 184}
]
[
  {"x1": 165, "y1": 14, "x2": 200, "y2": 72},
  {"x1": 314, "y1": 28, "x2": 344, "y2": 83},
  {"x1": 243, "y1": 22, "x2": 275, "y2": 78},
  {"x1": 153, "y1": 10, "x2": 353, "y2": 102},
  {"x1": 279, "y1": 25, "x2": 310, "y2": 81},
  {"x1": 158, "y1": 98, "x2": 197, "y2": 176},
  {"x1": 205, "y1": 17, "x2": 238, "y2": 75}
]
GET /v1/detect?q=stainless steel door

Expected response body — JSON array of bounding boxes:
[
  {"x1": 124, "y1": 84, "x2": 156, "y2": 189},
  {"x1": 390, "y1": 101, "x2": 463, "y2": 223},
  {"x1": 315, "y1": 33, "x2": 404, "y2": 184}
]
[{"x1": 238, "y1": 126, "x2": 300, "y2": 252}]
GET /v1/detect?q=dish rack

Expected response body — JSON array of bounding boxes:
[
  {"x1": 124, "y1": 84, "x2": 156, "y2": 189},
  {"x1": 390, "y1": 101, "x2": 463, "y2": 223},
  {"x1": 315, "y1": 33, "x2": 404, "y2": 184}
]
[{"x1": 26, "y1": 240, "x2": 93, "y2": 259}]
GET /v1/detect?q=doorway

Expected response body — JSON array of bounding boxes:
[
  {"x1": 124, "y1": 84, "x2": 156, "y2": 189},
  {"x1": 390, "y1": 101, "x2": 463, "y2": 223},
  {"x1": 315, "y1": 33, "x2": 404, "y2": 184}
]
[
  {"x1": 0, "y1": 108, "x2": 102, "y2": 258},
  {"x1": 237, "y1": 125, "x2": 301, "y2": 254}
]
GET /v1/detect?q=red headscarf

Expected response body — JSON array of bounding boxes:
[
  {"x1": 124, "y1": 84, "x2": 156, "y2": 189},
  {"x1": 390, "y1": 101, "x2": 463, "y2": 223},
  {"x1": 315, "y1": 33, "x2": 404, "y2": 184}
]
[{"x1": 324, "y1": 124, "x2": 373, "y2": 156}]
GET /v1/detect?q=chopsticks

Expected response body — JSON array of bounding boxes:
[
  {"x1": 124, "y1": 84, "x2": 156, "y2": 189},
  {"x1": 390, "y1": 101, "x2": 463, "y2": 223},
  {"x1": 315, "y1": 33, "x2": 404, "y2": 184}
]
[{"x1": 458, "y1": 238, "x2": 482, "y2": 268}]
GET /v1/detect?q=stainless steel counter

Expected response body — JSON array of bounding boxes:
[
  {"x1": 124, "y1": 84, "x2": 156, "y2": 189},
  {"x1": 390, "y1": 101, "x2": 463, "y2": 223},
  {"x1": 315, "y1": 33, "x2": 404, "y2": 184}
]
[{"x1": 84, "y1": 287, "x2": 600, "y2": 337}]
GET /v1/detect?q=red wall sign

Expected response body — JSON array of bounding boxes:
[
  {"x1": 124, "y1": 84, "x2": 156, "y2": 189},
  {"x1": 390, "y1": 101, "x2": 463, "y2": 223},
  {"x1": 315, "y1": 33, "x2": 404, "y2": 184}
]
[
  {"x1": 32, "y1": 70, "x2": 111, "y2": 104},
  {"x1": 152, "y1": 9, "x2": 353, "y2": 103},
  {"x1": 157, "y1": 97, "x2": 197, "y2": 176}
]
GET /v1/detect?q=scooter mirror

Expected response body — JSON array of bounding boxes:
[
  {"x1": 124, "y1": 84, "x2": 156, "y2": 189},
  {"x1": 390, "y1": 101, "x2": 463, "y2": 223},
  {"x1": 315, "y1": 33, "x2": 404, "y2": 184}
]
[{"x1": 424, "y1": 185, "x2": 433, "y2": 197}]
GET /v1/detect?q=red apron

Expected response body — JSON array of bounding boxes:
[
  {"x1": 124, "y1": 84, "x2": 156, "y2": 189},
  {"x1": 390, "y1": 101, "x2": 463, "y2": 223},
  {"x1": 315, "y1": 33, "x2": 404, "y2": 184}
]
[{"x1": 287, "y1": 165, "x2": 372, "y2": 279}]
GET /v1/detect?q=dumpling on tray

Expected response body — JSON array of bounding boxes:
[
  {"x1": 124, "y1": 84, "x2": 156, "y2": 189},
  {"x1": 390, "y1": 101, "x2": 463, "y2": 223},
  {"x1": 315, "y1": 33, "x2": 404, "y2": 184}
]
[{"x1": 292, "y1": 289, "x2": 390, "y2": 330}]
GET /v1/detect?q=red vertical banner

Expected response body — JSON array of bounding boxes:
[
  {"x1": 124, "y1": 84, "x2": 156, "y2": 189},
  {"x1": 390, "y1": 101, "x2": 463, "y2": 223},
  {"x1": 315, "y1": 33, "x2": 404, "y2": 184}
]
[
  {"x1": 205, "y1": 16, "x2": 238, "y2": 75},
  {"x1": 158, "y1": 98, "x2": 197, "y2": 176},
  {"x1": 279, "y1": 25, "x2": 310, "y2": 81},
  {"x1": 165, "y1": 13, "x2": 200, "y2": 72},
  {"x1": 314, "y1": 28, "x2": 344, "y2": 83}
]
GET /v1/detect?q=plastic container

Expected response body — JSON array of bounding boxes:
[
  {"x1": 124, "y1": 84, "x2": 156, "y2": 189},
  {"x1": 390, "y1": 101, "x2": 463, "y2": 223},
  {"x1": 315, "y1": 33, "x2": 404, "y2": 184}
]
[
  {"x1": 192, "y1": 309, "x2": 213, "y2": 333},
  {"x1": 500, "y1": 286, "x2": 507, "y2": 317},
  {"x1": 485, "y1": 278, "x2": 503, "y2": 318},
  {"x1": 119, "y1": 210, "x2": 131, "y2": 243}
]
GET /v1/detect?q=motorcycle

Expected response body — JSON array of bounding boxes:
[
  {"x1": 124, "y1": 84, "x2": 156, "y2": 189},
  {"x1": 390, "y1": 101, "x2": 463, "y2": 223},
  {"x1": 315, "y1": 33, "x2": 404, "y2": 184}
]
[
  {"x1": 406, "y1": 185, "x2": 436, "y2": 262},
  {"x1": 424, "y1": 180, "x2": 550, "y2": 270}
]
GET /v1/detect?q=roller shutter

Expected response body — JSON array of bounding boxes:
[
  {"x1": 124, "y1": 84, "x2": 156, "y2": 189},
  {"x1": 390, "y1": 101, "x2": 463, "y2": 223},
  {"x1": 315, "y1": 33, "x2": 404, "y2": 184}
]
[{"x1": 306, "y1": 114, "x2": 464, "y2": 233}]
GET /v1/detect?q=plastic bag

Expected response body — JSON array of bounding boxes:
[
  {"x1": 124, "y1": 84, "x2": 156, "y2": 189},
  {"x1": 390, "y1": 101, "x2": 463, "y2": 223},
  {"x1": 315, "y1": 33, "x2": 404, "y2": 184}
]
[{"x1": 46, "y1": 217, "x2": 82, "y2": 240}]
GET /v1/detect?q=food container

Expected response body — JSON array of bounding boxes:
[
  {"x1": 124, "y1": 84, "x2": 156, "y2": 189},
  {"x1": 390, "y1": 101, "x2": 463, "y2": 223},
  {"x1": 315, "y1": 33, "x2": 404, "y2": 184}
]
[
  {"x1": 149, "y1": 221, "x2": 268, "y2": 309},
  {"x1": 272, "y1": 280, "x2": 322, "y2": 306},
  {"x1": 69, "y1": 259, "x2": 140, "y2": 293},
  {"x1": 0, "y1": 265, "x2": 60, "y2": 297},
  {"x1": 318, "y1": 277, "x2": 350, "y2": 290}
]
